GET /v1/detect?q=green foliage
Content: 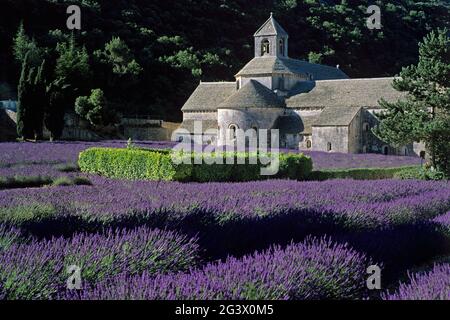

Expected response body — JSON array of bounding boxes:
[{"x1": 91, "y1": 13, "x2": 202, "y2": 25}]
[
  {"x1": 78, "y1": 148, "x2": 313, "y2": 182},
  {"x1": 102, "y1": 37, "x2": 142, "y2": 77},
  {"x1": 394, "y1": 166, "x2": 446, "y2": 181},
  {"x1": 16, "y1": 54, "x2": 46, "y2": 140},
  {"x1": 2, "y1": 1, "x2": 450, "y2": 120},
  {"x1": 375, "y1": 29, "x2": 450, "y2": 177},
  {"x1": 0, "y1": 175, "x2": 52, "y2": 189},
  {"x1": 44, "y1": 79, "x2": 66, "y2": 141},
  {"x1": 0, "y1": 203, "x2": 57, "y2": 226},
  {"x1": 13, "y1": 22, "x2": 43, "y2": 67},
  {"x1": 309, "y1": 166, "x2": 420, "y2": 181},
  {"x1": 55, "y1": 36, "x2": 92, "y2": 96},
  {"x1": 75, "y1": 88, "x2": 112, "y2": 126},
  {"x1": 78, "y1": 147, "x2": 192, "y2": 181}
]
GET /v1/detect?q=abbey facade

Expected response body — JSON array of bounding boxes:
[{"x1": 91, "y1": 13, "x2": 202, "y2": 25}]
[{"x1": 177, "y1": 14, "x2": 421, "y2": 156}]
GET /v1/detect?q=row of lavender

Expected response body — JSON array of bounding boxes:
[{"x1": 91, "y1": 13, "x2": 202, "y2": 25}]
[
  {"x1": 0, "y1": 142, "x2": 447, "y2": 300},
  {"x1": 1, "y1": 224, "x2": 448, "y2": 300},
  {"x1": 0, "y1": 177, "x2": 449, "y2": 295},
  {"x1": 2, "y1": 177, "x2": 448, "y2": 230},
  {"x1": 0, "y1": 141, "x2": 421, "y2": 177}
]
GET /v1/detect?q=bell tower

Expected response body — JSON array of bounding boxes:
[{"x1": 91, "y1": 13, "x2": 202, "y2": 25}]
[{"x1": 254, "y1": 13, "x2": 289, "y2": 58}]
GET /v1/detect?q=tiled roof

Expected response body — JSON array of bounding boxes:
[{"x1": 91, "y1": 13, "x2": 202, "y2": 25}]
[
  {"x1": 236, "y1": 56, "x2": 349, "y2": 79},
  {"x1": 181, "y1": 82, "x2": 236, "y2": 112},
  {"x1": 254, "y1": 14, "x2": 288, "y2": 37},
  {"x1": 287, "y1": 78, "x2": 406, "y2": 109},
  {"x1": 218, "y1": 80, "x2": 285, "y2": 109},
  {"x1": 313, "y1": 106, "x2": 362, "y2": 126}
]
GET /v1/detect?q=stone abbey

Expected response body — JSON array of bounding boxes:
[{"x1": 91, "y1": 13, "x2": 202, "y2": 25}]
[{"x1": 177, "y1": 13, "x2": 421, "y2": 155}]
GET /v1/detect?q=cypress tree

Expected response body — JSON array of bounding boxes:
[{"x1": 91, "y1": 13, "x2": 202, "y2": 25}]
[
  {"x1": 16, "y1": 52, "x2": 33, "y2": 140},
  {"x1": 31, "y1": 60, "x2": 47, "y2": 139},
  {"x1": 45, "y1": 80, "x2": 67, "y2": 141}
]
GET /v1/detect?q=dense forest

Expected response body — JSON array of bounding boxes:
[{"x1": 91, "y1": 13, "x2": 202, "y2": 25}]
[{"x1": 0, "y1": 0, "x2": 449, "y2": 122}]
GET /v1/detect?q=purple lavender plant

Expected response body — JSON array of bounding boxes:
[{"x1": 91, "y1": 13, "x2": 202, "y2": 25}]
[
  {"x1": 383, "y1": 264, "x2": 450, "y2": 300},
  {"x1": 62, "y1": 237, "x2": 371, "y2": 300},
  {"x1": 0, "y1": 226, "x2": 199, "y2": 299}
]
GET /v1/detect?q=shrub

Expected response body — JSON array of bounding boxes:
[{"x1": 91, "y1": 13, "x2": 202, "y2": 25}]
[
  {"x1": 62, "y1": 237, "x2": 371, "y2": 300},
  {"x1": 52, "y1": 176, "x2": 74, "y2": 186},
  {"x1": 0, "y1": 227, "x2": 199, "y2": 299},
  {"x1": 53, "y1": 163, "x2": 79, "y2": 172},
  {"x1": 394, "y1": 167, "x2": 446, "y2": 181},
  {"x1": 382, "y1": 264, "x2": 450, "y2": 300},
  {"x1": 0, "y1": 203, "x2": 57, "y2": 226},
  {"x1": 310, "y1": 166, "x2": 420, "y2": 181},
  {"x1": 0, "y1": 175, "x2": 52, "y2": 189},
  {"x1": 78, "y1": 147, "x2": 313, "y2": 182}
]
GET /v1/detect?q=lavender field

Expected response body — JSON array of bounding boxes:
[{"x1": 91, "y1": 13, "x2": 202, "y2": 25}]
[{"x1": 0, "y1": 141, "x2": 448, "y2": 300}]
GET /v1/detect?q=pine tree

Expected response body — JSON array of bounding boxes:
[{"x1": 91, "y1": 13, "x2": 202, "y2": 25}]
[{"x1": 374, "y1": 29, "x2": 450, "y2": 177}]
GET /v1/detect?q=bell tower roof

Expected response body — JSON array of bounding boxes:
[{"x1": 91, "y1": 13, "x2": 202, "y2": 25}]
[{"x1": 254, "y1": 13, "x2": 288, "y2": 37}]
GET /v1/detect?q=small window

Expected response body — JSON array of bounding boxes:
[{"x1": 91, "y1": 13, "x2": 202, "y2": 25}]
[
  {"x1": 420, "y1": 151, "x2": 426, "y2": 159},
  {"x1": 279, "y1": 39, "x2": 284, "y2": 56},
  {"x1": 236, "y1": 80, "x2": 240, "y2": 90},
  {"x1": 363, "y1": 122, "x2": 370, "y2": 132},
  {"x1": 261, "y1": 39, "x2": 270, "y2": 55},
  {"x1": 229, "y1": 124, "x2": 238, "y2": 140},
  {"x1": 306, "y1": 140, "x2": 312, "y2": 149},
  {"x1": 382, "y1": 146, "x2": 389, "y2": 155},
  {"x1": 327, "y1": 142, "x2": 332, "y2": 152}
]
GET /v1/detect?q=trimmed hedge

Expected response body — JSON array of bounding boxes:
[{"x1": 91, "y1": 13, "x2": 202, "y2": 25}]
[
  {"x1": 78, "y1": 148, "x2": 313, "y2": 182},
  {"x1": 309, "y1": 166, "x2": 420, "y2": 181},
  {"x1": 393, "y1": 166, "x2": 445, "y2": 181}
]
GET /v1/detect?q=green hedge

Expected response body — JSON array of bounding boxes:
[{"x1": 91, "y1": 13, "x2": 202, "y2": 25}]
[
  {"x1": 393, "y1": 166, "x2": 445, "y2": 181},
  {"x1": 78, "y1": 148, "x2": 313, "y2": 182},
  {"x1": 309, "y1": 166, "x2": 420, "y2": 181}
]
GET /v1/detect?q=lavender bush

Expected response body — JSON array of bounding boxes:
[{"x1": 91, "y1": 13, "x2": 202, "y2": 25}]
[
  {"x1": 1, "y1": 178, "x2": 447, "y2": 231},
  {"x1": 0, "y1": 226, "x2": 199, "y2": 299},
  {"x1": 433, "y1": 211, "x2": 450, "y2": 230},
  {"x1": 62, "y1": 237, "x2": 371, "y2": 300},
  {"x1": 383, "y1": 264, "x2": 450, "y2": 300},
  {"x1": 0, "y1": 225, "x2": 27, "y2": 251}
]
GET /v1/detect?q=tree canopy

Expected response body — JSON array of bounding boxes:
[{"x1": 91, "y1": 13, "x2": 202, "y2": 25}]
[{"x1": 1, "y1": 0, "x2": 449, "y2": 121}]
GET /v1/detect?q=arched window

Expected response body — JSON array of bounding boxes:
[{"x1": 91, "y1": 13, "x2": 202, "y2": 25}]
[
  {"x1": 261, "y1": 39, "x2": 270, "y2": 55},
  {"x1": 382, "y1": 145, "x2": 389, "y2": 155},
  {"x1": 279, "y1": 39, "x2": 284, "y2": 56},
  {"x1": 306, "y1": 140, "x2": 312, "y2": 149},
  {"x1": 420, "y1": 151, "x2": 426, "y2": 159},
  {"x1": 363, "y1": 122, "x2": 370, "y2": 132},
  {"x1": 327, "y1": 142, "x2": 332, "y2": 152},
  {"x1": 229, "y1": 124, "x2": 238, "y2": 140}
]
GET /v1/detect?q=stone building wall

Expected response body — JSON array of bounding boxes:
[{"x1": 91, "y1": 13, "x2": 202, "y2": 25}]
[
  {"x1": 348, "y1": 110, "x2": 362, "y2": 153},
  {"x1": 312, "y1": 126, "x2": 349, "y2": 153},
  {"x1": 217, "y1": 108, "x2": 284, "y2": 145}
]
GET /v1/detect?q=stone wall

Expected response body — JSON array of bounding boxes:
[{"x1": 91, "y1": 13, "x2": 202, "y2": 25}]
[
  {"x1": 217, "y1": 107, "x2": 284, "y2": 145},
  {"x1": 312, "y1": 126, "x2": 349, "y2": 153}
]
